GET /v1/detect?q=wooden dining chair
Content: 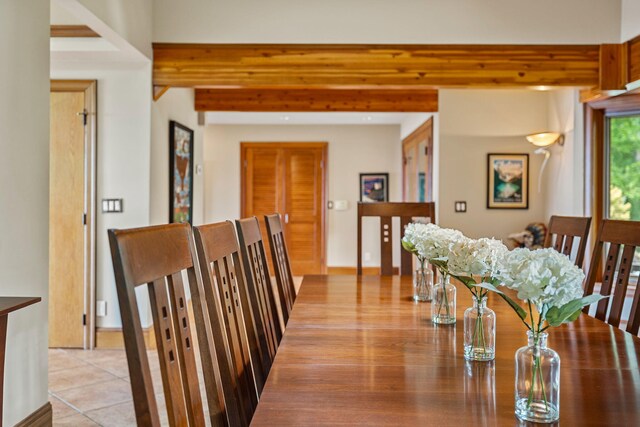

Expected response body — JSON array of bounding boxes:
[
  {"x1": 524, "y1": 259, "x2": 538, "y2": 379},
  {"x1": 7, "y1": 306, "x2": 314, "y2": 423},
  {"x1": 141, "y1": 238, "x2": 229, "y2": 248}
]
[
  {"x1": 236, "y1": 217, "x2": 283, "y2": 361},
  {"x1": 544, "y1": 215, "x2": 592, "y2": 267},
  {"x1": 583, "y1": 219, "x2": 640, "y2": 335},
  {"x1": 192, "y1": 221, "x2": 271, "y2": 402},
  {"x1": 264, "y1": 213, "x2": 296, "y2": 324},
  {"x1": 108, "y1": 223, "x2": 212, "y2": 427},
  {"x1": 357, "y1": 202, "x2": 436, "y2": 276}
]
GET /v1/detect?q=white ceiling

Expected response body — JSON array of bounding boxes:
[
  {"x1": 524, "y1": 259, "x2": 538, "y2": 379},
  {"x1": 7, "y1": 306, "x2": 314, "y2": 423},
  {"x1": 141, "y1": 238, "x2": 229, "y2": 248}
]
[{"x1": 205, "y1": 112, "x2": 426, "y2": 126}]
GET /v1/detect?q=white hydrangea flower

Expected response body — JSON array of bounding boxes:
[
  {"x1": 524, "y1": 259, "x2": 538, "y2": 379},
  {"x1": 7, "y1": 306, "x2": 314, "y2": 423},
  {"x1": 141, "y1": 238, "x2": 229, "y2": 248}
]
[
  {"x1": 497, "y1": 247, "x2": 584, "y2": 309},
  {"x1": 447, "y1": 237, "x2": 508, "y2": 278},
  {"x1": 402, "y1": 223, "x2": 465, "y2": 261}
]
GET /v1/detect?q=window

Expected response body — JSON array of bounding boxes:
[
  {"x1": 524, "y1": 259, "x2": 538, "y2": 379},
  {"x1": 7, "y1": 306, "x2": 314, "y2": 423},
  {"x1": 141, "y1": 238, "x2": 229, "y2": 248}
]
[{"x1": 606, "y1": 114, "x2": 640, "y2": 220}]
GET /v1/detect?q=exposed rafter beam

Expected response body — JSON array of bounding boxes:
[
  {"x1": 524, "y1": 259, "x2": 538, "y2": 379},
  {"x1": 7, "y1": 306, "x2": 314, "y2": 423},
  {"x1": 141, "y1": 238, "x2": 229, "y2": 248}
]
[
  {"x1": 50, "y1": 25, "x2": 99, "y2": 38},
  {"x1": 194, "y1": 88, "x2": 438, "y2": 112},
  {"x1": 153, "y1": 43, "x2": 600, "y2": 89}
]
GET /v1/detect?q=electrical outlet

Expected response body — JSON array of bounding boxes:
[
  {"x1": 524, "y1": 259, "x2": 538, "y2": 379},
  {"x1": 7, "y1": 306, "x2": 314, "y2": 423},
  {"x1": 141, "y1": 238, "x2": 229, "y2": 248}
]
[
  {"x1": 96, "y1": 300, "x2": 107, "y2": 317},
  {"x1": 454, "y1": 201, "x2": 467, "y2": 213}
]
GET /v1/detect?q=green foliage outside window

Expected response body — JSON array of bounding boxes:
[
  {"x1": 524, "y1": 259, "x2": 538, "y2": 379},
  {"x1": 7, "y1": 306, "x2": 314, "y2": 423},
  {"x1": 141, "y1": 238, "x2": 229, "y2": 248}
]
[{"x1": 609, "y1": 116, "x2": 640, "y2": 220}]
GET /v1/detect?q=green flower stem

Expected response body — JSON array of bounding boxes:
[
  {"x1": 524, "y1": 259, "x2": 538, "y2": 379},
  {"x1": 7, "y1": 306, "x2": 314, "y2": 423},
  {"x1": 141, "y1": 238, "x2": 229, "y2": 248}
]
[
  {"x1": 436, "y1": 270, "x2": 451, "y2": 319},
  {"x1": 471, "y1": 294, "x2": 487, "y2": 355},
  {"x1": 525, "y1": 302, "x2": 550, "y2": 414}
]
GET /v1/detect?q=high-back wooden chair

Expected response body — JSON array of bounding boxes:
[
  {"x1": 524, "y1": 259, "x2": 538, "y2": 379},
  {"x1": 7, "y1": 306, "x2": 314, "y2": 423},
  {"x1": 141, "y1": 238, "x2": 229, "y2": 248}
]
[
  {"x1": 193, "y1": 221, "x2": 271, "y2": 403},
  {"x1": 108, "y1": 224, "x2": 210, "y2": 427},
  {"x1": 236, "y1": 217, "x2": 283, "y2": 361},
  {"x1": 357, "y1": 202, "x2": 436, "y2": 276},
  {"x1": 264, "y1": 213, "x2": 296, "y2": 324},
  {"x1": 544, "y1": 215, "x2": 592, "y2": 267},
  {"x1": 583, "y1": 219, "x2": 640, "y2": 335}
]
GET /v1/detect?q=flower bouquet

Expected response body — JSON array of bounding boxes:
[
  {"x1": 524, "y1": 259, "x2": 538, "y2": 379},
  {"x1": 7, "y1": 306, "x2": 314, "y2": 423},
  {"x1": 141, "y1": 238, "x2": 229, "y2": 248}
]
[
  {"x1": 402, "y1": 223, "x2": 465, "y2": 324},
  {"x1": 497, "y1": 248, "x2": 607, "y2": 423}
]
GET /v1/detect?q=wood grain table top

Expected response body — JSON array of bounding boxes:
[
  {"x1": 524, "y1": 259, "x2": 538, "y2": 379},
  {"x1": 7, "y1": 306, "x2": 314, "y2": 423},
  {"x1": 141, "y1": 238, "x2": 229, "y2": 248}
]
[{"x1": 251, "y1": 275, "x2": 640, "y2": 426}]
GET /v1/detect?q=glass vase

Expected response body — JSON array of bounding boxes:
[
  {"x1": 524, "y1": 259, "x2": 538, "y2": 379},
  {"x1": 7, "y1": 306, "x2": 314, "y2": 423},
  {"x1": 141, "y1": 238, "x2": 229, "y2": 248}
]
[
  {"x1": 431, "y1": 273, "x2": 456, "y2": 324},
  {"x1": 464, "y1": 296, "x2": 495, "y2": 361},
  {"x1": 515, "y1": 331, "x2": 560, "y2": 423},
  {"x1": 413, "y1": 266, "x2": 433, "y2": 302}
]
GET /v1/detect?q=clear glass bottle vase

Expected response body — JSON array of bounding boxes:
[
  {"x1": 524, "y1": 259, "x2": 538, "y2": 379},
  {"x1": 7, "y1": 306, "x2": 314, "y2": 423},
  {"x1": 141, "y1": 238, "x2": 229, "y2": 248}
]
[
  {"x1": 413, "y1": 263, "x2": 433, "y2": 302},
  {"x1": 431, "y1": 272, "x2": 456, "y2": 324},
  {"x1": 463, "y1": 296, "x2": 495, "y2": 361},
  {"x1": 515, "y1": 331, "x2": 560, "y2": 423}
]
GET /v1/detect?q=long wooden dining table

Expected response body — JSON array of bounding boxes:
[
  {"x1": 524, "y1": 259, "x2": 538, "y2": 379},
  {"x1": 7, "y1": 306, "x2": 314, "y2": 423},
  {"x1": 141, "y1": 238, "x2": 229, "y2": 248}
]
[{"x1": 250, "y1": 275, "x2": 640, "y2": 426}]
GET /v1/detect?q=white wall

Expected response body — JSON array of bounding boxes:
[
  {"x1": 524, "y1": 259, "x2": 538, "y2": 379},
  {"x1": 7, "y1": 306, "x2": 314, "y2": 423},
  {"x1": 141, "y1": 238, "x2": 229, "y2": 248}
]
[
  {"x1": 50, "y1": 66, "x2": 152, "y2": 329},
  {"x1": 203, "y1": 125, "x2": 402, "y2": 268},
  {"x1": 543, "y1": 89, "x2": 585, "y2": 220},
  {"x1": 438, "y1": 90, "x2": 550, "y2": 241},
  {"x1": 150, "y1": 88, "x2": 204, "y2": 226},
  {"x1": 621, "y1": 0, "x2": 640, "y2": 41},
  {"x1": 0, "y1": 1, "x2": 50, "y2": 424},
  {"x1": 77, "y1": 0, "x2": 153, "y2": 58},
  {"x1": 154, "y1": 0, "x2": 621, "y2": 44}
]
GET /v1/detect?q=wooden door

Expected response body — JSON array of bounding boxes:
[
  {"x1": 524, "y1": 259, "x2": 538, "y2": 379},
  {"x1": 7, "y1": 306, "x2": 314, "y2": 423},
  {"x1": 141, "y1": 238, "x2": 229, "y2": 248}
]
[
  {"x1": 241, "y1": 143, "x2": 326, "y2": 275},
  {"x1": 402, "y1": 118, "x2": 433, "y2": 202},
  {"x1": 49, "y1": 81, "x2": 96, "y2": 348}
]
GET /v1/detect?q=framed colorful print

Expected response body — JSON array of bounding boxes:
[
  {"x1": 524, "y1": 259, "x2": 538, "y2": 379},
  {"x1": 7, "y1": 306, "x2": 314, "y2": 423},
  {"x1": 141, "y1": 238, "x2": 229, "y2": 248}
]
[
  {"x1": 169, "y1": 121, "x2": 194, "y2": 224},
  {"x1": 487, "y1": 153, "x2": 529, "y2": 209},
  {"x1": 360, "y1": 173, "x2": 389, "y2": 203}
]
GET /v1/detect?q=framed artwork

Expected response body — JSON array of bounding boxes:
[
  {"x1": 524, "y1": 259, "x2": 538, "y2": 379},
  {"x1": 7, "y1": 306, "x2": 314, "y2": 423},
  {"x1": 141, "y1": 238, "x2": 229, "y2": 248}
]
[
  {"x1": 360, "y1": 173, "x2": 389, "y2": 202},
  {"x1": 169, "y1": 120, "x2": 194, "y2": 224},
  {"x1": 487, "y1": 153, "x2": 529, "y2": 209}
]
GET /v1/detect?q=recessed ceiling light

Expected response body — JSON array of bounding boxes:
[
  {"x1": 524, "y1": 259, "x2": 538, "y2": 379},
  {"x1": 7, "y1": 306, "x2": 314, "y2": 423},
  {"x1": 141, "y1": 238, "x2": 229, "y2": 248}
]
[
  {"x1": 363, "y1": 116, "x2": 373, "y2": 121},
  {"x1": 281, "y1": 115, "x2": 290, "y2": 121}
]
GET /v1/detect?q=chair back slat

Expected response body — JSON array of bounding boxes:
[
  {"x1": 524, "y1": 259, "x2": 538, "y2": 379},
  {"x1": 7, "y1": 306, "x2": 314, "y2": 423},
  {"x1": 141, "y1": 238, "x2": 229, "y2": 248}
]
[
  {"x1": 108, "y1": 224, "x2": 208, "y2": 427},
  {"x1": 596, "y1": 243, "x2": 622, "y2": 319},
  {"x1": 236, "y1": 217, "x2": 283, "y2": 360},
  {"x1": 265, "y1": 214, "x2": 296, "y2": 324},
  {"x1": 193, "y1": 221, "x2": 269, "y2": 426},
  {"x1": 607, "y1": 245, "x2": 635, "y2": 327},
  {"x1": 544, "y1": 215, "x2": 591, "y2": 267},
  {"x1": 583, "y1": 219, "x2": 640, "y2": 335},
  {"x1": 357, "y1": 202, "x2": 436, "y2": 276}
]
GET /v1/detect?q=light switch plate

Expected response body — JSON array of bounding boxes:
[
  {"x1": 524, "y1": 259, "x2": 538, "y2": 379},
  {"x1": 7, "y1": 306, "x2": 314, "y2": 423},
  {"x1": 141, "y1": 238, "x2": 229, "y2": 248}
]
[
  {"x1": 334, "y1": 200, "x2": 348, "y2": 211},
  {"x1": 102, "y1": 198, "x2": 123, "y2": 213},
  {"x1": 454, "y1": 201, "x2": 467, "y2": 213}
]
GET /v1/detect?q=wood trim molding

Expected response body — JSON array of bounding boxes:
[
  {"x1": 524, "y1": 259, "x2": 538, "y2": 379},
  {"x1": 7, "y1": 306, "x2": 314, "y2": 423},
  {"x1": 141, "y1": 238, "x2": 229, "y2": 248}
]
[
  {"x1": 96, "y1": 327, "x2": 156, "y2": 350},
  {"x1": 50, "y1": 25, "x2": 99, "y2": 38},
  {"x1": 629, "y1": 35, "x2": 640, "y2": 85},
  {"x1": 327, "y1": 266, "x2": 400, "y2": 275},
  {"x1": 194, "y1": 88, "x2": 438, "y2": 112},
  {"x1": 153, "y1": 43, "x2": 600, "y2": 89},
  {"x1": 14, "y1": 402, "x2": 52, "y2": 427},
  {"x1": 50, "y1": 80, "x2": 95, "y2": 92}
]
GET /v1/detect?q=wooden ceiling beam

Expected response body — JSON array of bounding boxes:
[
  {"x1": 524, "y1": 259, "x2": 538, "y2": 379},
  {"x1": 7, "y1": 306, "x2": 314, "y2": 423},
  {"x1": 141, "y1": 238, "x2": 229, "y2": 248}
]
[
  {"x1": 153, "y1": 43, "x2": 600, "y2": 89},
  {"x1": 50, "y1": 25, "x2": 99, "y2": 38},
  {"x1": 194, "y1": 88, "x2": 438, "y2": 112}
]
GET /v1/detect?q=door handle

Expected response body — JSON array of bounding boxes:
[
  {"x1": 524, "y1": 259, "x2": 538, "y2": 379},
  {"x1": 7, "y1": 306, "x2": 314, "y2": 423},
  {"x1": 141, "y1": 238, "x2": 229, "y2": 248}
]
[{"x1": 284, "y1": 213, "x2": 289, "y2": 224}]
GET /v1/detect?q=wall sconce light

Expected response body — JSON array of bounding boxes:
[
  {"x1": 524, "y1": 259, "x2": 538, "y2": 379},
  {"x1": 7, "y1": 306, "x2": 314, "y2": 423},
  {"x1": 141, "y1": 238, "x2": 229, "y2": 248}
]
[
  {"x1": 526, "y1": 132, "x2": 564, "y2": 148},
  {"x1": 526, "y1": 132, "x2": 565, "y2": 192}
]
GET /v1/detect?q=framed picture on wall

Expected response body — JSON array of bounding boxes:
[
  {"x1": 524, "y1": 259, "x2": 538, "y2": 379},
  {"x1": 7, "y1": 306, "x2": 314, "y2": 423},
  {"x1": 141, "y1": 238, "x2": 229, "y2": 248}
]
[
  {"x1": 487, "y1": 153, "x2": 529, "y2": 209},
  {"x1": 360, "y1": 173, "x2": 389, "y2": 202},
  {"x1": 169, "y1": 120, "x2": 194, "y2": 224}
]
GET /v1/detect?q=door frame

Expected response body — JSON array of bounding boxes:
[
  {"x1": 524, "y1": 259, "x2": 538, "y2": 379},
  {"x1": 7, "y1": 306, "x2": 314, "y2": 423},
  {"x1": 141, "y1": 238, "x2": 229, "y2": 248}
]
[
  {"x1": 50, "y1": 80, "x2": 97, "y2": 349},
  {"x1": 240, "y1": 142, "x2": 328, "y2": 273},
  {"x1": 402, "y1": 118, "x2": 434, "y2": 202}
]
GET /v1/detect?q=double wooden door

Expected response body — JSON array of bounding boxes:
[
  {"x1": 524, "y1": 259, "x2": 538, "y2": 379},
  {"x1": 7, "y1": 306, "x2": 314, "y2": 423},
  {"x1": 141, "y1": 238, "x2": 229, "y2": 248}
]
[{"x1": 241, "y1": 143, "x2": 327, "y2": 275}]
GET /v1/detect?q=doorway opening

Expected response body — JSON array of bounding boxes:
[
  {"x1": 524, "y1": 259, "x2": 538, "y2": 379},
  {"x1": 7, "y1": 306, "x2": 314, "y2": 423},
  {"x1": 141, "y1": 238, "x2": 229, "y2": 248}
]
[{"x1": 49, "y1": 80, "x2": 97, "y2": 349}]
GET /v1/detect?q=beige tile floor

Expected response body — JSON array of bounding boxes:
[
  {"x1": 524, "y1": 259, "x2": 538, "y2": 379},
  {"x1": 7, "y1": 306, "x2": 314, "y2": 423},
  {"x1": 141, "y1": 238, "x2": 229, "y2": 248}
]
[
  {"x1": 49, "y1": 348, "x2": 171, "y2": 426},
  {"x1": 49, "y1": 278, "x2": 302, "y2": 426}
]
